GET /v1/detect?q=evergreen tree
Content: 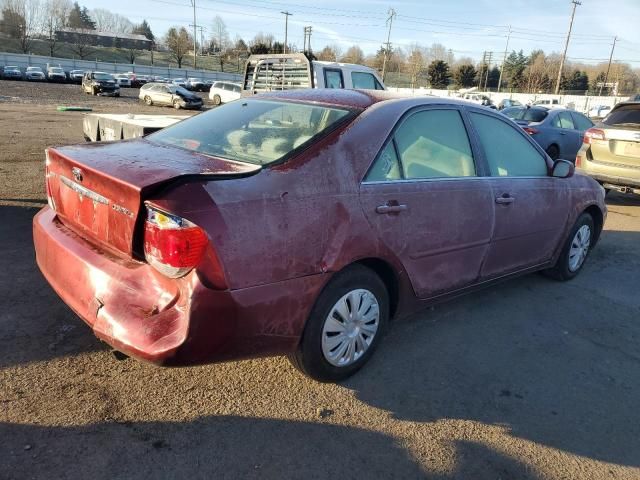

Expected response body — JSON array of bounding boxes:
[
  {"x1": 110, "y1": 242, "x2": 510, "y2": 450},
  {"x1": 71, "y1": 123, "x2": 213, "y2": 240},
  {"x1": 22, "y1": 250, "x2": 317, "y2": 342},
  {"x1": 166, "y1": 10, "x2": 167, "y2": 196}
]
[
  {"x1": 453, "y1": 64, "x2": 476, "y2": 88},
  {"x1": 132, "y1": 19, "x2": 154, "y2": 42},
  {"x1": 427, "y1": 60, "x2": 451, "y2": 88}
]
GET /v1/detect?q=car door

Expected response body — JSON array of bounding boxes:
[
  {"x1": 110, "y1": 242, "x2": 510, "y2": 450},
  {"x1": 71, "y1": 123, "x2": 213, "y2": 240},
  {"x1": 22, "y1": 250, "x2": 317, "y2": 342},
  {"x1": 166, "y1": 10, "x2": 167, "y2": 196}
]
[
  {"x1": 466, "y1": 109, "x2": 570, "y2": 278},
  {"x1": 551, "y1": 111, "x2": 582, "y2": 158},
  {"x1": 359, "y1": 106, "x2": 495, "y2": 299},
  {"x1": 153, "y1": 85, "x2": 170, "y2": 105}
]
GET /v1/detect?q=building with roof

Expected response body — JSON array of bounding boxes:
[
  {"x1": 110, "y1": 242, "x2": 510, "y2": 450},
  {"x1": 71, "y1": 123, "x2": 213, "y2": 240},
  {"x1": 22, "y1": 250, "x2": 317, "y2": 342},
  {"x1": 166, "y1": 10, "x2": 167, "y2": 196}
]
[{"x1": 55, "y1": 28, "x2": 152, "y2": 50}]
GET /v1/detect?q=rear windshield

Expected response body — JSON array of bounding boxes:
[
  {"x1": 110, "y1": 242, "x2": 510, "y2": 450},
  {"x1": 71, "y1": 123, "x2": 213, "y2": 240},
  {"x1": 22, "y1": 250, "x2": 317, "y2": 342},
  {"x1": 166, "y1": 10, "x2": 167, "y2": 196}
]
[
  {"x1": 603, "y1": 105, "x2": 640, "y2": 128},
  {"x1": 503, "y1": 107, "x2": 548, "y2": 123},
  {"x1": 149, "y1": 99, "x2": 354, "y2": 166}
]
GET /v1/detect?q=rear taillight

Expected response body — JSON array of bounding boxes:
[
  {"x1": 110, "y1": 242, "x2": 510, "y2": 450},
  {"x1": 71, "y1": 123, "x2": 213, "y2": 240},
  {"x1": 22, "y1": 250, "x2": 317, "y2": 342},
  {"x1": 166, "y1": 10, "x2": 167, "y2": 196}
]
[
  {"x1": 144, "y1": 205, "x2": 208, "y2": 278},
  {"x1": 523, "y1": 127, "x2": 538, "y2": 135},
  {"x1": 584, "y1": 128, "x2": 606, "y2": 144},
  {"x1": 45, "y1": 150, "x2": 56, "y2": 211}
]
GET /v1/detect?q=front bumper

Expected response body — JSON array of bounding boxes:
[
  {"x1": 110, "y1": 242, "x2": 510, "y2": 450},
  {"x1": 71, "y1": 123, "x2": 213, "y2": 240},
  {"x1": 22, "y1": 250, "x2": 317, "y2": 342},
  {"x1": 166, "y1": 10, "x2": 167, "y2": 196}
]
[{"x1": 33, "y1": 207, "x2": 320, "y2": 365}]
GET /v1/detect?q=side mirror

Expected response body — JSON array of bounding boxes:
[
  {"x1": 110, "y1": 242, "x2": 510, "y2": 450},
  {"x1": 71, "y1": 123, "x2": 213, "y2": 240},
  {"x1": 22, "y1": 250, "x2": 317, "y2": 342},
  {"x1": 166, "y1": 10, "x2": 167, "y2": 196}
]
[{"x1": 551, "y1": 159, "x2": 575, "y2": 179}]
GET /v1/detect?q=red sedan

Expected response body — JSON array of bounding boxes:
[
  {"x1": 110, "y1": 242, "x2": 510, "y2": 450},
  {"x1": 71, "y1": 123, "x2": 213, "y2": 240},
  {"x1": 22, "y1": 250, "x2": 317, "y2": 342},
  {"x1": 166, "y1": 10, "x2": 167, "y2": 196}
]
[{"x1": 34, "y1": 90, "x2": 606, "y2": 382}]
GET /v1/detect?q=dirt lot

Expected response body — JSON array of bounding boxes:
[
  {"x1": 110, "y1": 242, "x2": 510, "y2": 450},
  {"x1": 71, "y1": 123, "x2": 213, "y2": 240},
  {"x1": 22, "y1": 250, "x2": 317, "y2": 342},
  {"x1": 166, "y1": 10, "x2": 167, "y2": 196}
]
[{"x1": 1, "y1": 80, "x2": 640, "y2": 480}]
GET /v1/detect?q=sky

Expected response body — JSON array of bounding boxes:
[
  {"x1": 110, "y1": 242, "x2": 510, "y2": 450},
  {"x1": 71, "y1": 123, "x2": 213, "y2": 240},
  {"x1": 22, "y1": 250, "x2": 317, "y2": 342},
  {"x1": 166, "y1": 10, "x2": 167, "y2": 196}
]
[{"x1": 80, "y1": 0, "x2": 640, "y2": 66}]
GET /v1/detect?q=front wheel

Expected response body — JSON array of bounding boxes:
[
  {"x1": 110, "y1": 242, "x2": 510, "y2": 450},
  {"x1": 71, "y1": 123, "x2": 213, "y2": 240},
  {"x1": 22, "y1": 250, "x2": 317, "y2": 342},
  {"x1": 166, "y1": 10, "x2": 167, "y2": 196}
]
[
  {"x1": 288, "y1": 265, "x2": 389, "y2": 382},
  {"x1": 173, "y1": 99, "x2": 181, "y2": 110},
  {"x1": 144, "y1": 95, "x2": 152, "y2": 106},
  {"x1": 212, "y1": 94, "x2": 222, "y2": 106},
  {"x1": 545, "y1": 212, "x2": 595, "y2": 281}
]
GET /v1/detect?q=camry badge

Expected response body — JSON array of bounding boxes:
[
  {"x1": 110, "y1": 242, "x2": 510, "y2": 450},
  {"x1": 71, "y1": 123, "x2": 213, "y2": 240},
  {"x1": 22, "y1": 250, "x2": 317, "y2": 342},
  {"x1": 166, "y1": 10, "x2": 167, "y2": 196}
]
[{"x1": 72, "y1": 167, "x2": 83, "y2": 183}]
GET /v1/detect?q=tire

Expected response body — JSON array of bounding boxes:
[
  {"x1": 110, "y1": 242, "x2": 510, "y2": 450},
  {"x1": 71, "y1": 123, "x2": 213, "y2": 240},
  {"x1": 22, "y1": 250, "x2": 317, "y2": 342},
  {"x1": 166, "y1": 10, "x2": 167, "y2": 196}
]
[
  {"x1": 546, "y1": 144, "x2": 560, "y2": 161},
  {"x1": 173, "y1": 99, "x2": 181, "y2": 110},
  {"x1": 213, "y1": 94, "x2": 222, "y2": 106},
  {"x1": 288, "y1": 265, "x2": 389, "y2": 382},
  {"x1": 545, "y1": 212, "x2": 595, "y2": 281},
  {"x1": 144, "y1": 95, "x2": 153, "y2": 106},
  {"x1": 92, "y1": 87, "x2": 98, "y2": 96}
]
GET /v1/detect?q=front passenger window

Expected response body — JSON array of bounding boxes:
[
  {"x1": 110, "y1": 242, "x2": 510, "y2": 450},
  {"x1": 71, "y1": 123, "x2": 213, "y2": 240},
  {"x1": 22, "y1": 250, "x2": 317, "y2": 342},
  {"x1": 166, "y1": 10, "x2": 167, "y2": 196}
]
[{"x1": 470, "y1": 112, "x2": 548, "y2": 177}]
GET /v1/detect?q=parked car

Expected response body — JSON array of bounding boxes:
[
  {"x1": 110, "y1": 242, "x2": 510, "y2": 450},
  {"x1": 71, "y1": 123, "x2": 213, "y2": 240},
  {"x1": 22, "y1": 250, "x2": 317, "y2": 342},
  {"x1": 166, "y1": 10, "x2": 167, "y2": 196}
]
[
  {"x1": 502, "y1": 106, "x2": 594, "y2": 160},
  {"x1": 208, "y1": 81, "x2": 241, "y2": 105},
  {"x1": 532, "y1": 99, "x2": 560, "y2": 107},
  {"x1": 2, "y1": 66, "x2": 22, "y2": 80},
  {"x1": 185, "y1": 77, "x2": 205, "y2": 91},
  {"x1": 171, "y1": 78, "x2": 187, "y2": 88},
  {"x1": 497, "y1": 98, "x2": 522, "y2": 110},
  {"x1": 113, "y1": 74, "x2": 132, "y2": 87},
  {"x1": 577, "y1": 101, "x2": 640, "y2": 193},
  {"x1": 203, "y1": 79, "x2": 214, "y2": 92},
  {"x1": 461, "y1": 93, "x2": 496, "y2": 109},
  {"x1": 627, "y1": 94, "x2": 640, "y2": 102},
  {"x1": 24, "y1": 66, "x2": 45, "y2": 81},
  {"x1": 588, "y1": 105, "x2": 612, "y2": 119},
  {"x1": 139, "y1": 82, "x2": 202, "y2": 109},
  {"x1": 69, "y1": 69, "x2": 85, "y2": 84},
  {"x1": 47, "y1": 66, "x2": 67, "y2": 82},
  {"x1": 82, "y1": 71, "x2": 120, "y2": 96},
  {"x1": 34, "y1": 90, "x2": 606, "y2": 382},
  {"x1": 136, "y1": 75, "x2": 150, "y2": 85}
]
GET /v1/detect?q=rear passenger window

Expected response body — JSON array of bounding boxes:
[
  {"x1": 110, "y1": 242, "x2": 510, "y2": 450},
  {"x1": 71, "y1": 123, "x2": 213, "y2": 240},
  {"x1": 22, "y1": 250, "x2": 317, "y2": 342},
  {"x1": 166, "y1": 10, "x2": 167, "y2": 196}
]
[
  {"x1": 351, "y1": 72, "x2": 383, "y2": 90},
  {"x1": 552, "y1": 111, "x2": 575, "y2": 129},
  {"x1": 394, "y1": 109, "x2": 475, "y2": 179},
  {"x1": 470, "y1": 112, "x2": 548, "y2": 177},
  {"x1": 365, "y1": 141, "x2": 401, "y2": 182}
]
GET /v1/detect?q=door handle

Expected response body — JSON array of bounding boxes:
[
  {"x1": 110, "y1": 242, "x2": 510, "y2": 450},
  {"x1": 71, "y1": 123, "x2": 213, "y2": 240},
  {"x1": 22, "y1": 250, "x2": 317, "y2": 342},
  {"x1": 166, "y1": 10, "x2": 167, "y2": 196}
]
[
  {"x1": 376, "y1": 204, "x2": 408, "y2": 214},
  {"x1": 560, "y1": 132, "x2": 567, "y2": 135},
  {"x1": 495, "y1": 195, "x2": 515, "y2": 205}
]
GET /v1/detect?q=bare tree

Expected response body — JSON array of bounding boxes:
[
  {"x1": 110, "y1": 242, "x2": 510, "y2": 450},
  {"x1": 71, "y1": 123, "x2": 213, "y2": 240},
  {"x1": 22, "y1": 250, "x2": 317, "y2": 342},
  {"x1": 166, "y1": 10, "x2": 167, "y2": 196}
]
[
  {"x1": 165, "y1": 26, "x2": 192, "y2": 68},
  {"x1": 316, "y1": 44, "x2": 341, "y2": 62},
  {"x1": 341, "y1": 45, "x2": 364, "y2": 64},
  {"x1": 68, "y1": 29, "x2": 92, "y2": 59},
  {"x1": 43, "y1": 0, "x2": 71, "y2": 56},
  {"x1": 0, "y1": 0, "x2": 43, "y2": 53},
  {"x1": 90, "y1": 8, "x2": 133, "y2": 33}
]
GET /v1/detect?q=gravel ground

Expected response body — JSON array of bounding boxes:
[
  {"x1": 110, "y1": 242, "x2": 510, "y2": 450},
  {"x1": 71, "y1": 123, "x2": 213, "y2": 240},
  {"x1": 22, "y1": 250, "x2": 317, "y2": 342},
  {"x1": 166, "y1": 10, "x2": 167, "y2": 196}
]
[{"x1": 1, "y1": 80, "x2": 640, "y2": 480}]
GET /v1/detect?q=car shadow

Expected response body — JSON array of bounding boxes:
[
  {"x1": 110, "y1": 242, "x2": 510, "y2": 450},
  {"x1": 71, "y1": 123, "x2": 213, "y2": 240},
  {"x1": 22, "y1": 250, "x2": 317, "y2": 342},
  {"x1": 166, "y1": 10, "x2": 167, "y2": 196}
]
[
  {"x1": 0, "y1": 205, "x2": 107, "y2": 368},
  {"x1": 344, "y1": 228, "x2": 640, "y2": 468},
  {"x1": 0, "y1": 416, "x2": 427, "y2": 479},
  {"x1": 605, "y1": 190, "x2": 640, "y2": 207}
]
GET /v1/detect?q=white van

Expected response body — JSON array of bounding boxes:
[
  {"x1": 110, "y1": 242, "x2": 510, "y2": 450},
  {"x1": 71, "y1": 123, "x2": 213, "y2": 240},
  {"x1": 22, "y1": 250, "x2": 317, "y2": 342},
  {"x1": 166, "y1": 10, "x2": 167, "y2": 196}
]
[
  {"x1": 209, "y1": 81, "x2": 242, "y2": 105},
  {"x1": 242, "y1": 53, "x2": 385, "y2": 95}
]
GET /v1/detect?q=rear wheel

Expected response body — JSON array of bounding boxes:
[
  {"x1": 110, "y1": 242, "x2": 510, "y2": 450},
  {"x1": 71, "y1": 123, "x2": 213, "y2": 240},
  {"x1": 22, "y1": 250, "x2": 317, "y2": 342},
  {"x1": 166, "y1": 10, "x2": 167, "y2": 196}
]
[
  {"x1": 173, "y1": 99, "x2": 181, "y2": 110},
  {"x1": 546, "y1": 144, "x2": 560, "y2": 161},
  {"x1": 545, "y1": 212, "x2": 595, "y2": 281},
  {"x1": 212, "y1": 94, "x2": 222, "y2": 106},
  {"x1": 288, "y1": 265, "x2": 389, "y2": 382},
  {"x1": 144, "y1": 95, "x2": 153, "y2": 106}
]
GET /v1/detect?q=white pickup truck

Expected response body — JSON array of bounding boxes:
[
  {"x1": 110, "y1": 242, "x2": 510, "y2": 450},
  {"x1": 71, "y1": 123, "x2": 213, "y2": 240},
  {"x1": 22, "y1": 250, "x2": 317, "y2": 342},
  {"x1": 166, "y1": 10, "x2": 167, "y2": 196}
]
[{"x1": 242, "y1": 53, "x2": 385, "y2": 95}]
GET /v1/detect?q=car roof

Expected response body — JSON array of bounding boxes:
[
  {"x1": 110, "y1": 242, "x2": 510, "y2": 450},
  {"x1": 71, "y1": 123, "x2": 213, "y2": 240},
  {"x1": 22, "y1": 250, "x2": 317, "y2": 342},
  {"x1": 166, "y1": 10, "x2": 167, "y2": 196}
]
[{"x1": 256, "y1": 89, "x2": 469, "y2": 110}]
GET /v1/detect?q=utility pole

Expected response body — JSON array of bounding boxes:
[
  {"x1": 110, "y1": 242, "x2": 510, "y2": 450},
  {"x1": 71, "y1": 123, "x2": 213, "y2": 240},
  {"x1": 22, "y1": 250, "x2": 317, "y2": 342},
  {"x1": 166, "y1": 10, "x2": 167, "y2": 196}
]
[
  {"x1": 190, "y1": 24, "x2": 206, "y2": 55},
  {"x1": 190, "y1": 0, "x2": 197, "y2": 69},
  {"x1": 381, "y1": 8, "x2": 396, "y2": 82},
  {"x1": 555, "y1": 0, "x2": 581, "y2": 94},
  {"x1": 599, "y1": 36, "x2": 617, "y2": 96},
  {"x1": 483, "y1": 51, "x2": 493, "y2": 90},
  {"x1": 303, "y1": 26, "x2": 312, "y2": 55},
  {"x1": 497, "y1": 25, "x2": 511, "y2": 93},
  {"x1": 281, "y1": 11, "x2": 292, "y2": 54},
  {"x1": 478, "y1": 51, "x2": 487, "y2": 88}
]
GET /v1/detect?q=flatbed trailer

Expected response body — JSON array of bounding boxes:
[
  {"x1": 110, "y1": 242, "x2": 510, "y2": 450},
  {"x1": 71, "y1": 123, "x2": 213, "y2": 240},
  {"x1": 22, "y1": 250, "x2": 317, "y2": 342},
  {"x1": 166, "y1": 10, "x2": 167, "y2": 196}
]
[{"x1": 82, "y1": 113, "x2": 189, "y2": 142}]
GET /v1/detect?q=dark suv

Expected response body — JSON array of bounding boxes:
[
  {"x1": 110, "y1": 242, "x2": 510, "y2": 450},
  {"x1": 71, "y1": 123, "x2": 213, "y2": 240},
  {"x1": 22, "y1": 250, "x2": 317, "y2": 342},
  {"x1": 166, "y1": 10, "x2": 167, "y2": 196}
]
[{"x1": 82, "y1": 71, "x2": 120, "y2": 96}]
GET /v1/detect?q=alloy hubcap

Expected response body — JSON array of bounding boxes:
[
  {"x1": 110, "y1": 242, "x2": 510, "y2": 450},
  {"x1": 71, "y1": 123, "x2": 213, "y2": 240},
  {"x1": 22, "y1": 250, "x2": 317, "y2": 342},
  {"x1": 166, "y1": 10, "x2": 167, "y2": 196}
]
[
  {"x1": 568, "y1": 224, "x2": 591, "y2": 272},
  {"x1": 322, "y1": 289, "x2": 379, "y2": 367}
]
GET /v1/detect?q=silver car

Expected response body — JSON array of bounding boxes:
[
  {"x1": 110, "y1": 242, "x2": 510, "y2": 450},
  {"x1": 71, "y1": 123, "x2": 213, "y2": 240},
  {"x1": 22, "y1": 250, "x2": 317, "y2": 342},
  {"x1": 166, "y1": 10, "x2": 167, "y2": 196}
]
[
  {"x1": 139, "y1": 82, "x2": 203, "y2": 110},
  {"x1": 577, "y1": 102, "x2": 640, "y2": 194},
  {"x1": 24, "y1": 66, "x2": 45, "y2": 81}
]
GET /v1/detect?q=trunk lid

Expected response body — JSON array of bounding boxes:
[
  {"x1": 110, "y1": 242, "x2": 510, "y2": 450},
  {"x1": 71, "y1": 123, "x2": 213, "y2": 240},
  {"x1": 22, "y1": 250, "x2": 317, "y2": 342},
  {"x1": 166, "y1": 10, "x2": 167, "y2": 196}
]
[
  {"x1": 46, "y1": 139, "x2": 260, "y2": 257},
  {"x1": 592, "y1": 127, "x2": 640, "y2": 168}
]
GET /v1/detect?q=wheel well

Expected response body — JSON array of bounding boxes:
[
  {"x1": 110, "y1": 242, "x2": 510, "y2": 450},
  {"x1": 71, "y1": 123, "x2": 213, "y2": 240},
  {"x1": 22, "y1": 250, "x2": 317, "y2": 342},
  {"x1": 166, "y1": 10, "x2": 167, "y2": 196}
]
[
  {"x1": 354, "y1": 258, "x2": 399, "y2": 319},
  {"x1": 584, "y1": 205, "x2": 604, "y2": 244}
]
